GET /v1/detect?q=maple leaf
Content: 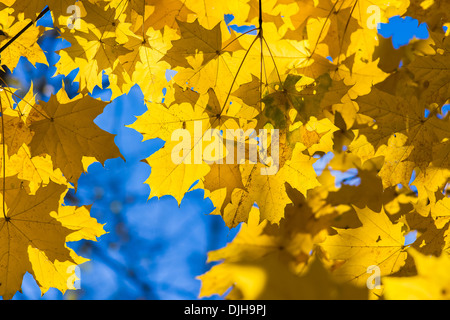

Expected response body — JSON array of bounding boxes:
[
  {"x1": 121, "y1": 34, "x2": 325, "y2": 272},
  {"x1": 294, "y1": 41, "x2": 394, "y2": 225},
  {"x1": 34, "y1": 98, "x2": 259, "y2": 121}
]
[
  {"x1": 2, "y1": 0, "x2": 450, "y2": 301},
  {"x1": 143, "y1": 140, "x2": 211, "y2": 204},
  {"x1": 282, "y1": 0, "x2": 333, "y2": 41},
  {"x1": 54, "y1": 0, "x2": 134, "y2": 93},
  {"x1": 288, "y1": 0, "x2": 361, "y2": 63},
  {"x1": 0, "y1": 105, "x2": 32, "y2": 157},
  {"x1": 112, "y1": 27, "x2": 172, "y2": 99},
  {"x1": 222, "y1": 163, "x2": 293, "y2": 228},
  {"x1": 376, "y1": 133, "x2": 417, "y2": 189},
  {"x1": 0, "y1": 174, "x2": 106, "y2": 299},
  {"x1": 28, "y1": 86, "x2": 123, "y2": 184},
  {"x1": 7, "y1": 149, "x2": 68, "y2": 195},
  {"x1": 261, "y1": 73, "x2": 347, "y2": 128},
  {"x1": 339, "y1": 0, "x2": 409, "y2": 28},
  {"x1": 130, "y1": 84, "x2": 260, "y2": 212},
  {"x1": 162, "y1": 19, "x2": 224, "y2": 69},
  {"x1": 320, "y1": 205, "x2": 407, "y2": 288},
  {"x1": 198, "y1": 252, "x2": 368, "y2": 300},
  {"x1": 203, "y1": 130, "x2": 319, "y2": 228},
  {"x1": 383, "y1": 249, "x2": 450, "y2": 299},
  {"x1": 203, "y1": 162, "x2": 245, "y2": 215},
  {"x1": 405, "y1": 0, "x2": 450, "y2": 32},
  {"x1": 373, "y1": 35, "x2": 435, "y2": 73},
  {"x1": 163, "y1": 18, "x2": 246, "y2": 103},
  {"x1": 27, "y1": 245, "x2": 87, "y2": 296},
  {"x1": 0, "y1": 177, "x2": 73, "y2": 299},
  {"x1": 55, "y1": 205, "x2": 106, "y2": 243},
  {"x1": 406, "y1": 32, "x2": 450, "y2": 107},
  {"x1": 134, "y1": 0, "x2": 196, "y2": 31},
  {"x1": 0, "y1": 8, "x2": 47, "y2": 72},
  {"x1": 353, "y1": 86, "x2": 450, "y2": 187},
  {"x1": 206, "y1": 188, "x2": 338, "y2": 268},
  {"x1": 0, "y1": 0, "x2": 45, "y2": 21},
  {"x1": 184, "y1": 0, "x2": 238, "y2": 29}
]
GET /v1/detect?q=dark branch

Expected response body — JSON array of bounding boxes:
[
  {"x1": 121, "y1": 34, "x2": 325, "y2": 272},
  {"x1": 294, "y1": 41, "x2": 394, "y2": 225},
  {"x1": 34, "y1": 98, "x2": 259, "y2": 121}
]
[{"x1": 259, "y1": 0, "x2": 263, "y2": 29}]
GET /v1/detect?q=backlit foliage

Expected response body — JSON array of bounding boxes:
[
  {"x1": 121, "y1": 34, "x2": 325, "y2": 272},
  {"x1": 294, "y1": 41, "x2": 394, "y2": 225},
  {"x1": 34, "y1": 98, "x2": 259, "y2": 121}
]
[{"x1": 0, "y1": 0, "x2": 449, "y2": 300}]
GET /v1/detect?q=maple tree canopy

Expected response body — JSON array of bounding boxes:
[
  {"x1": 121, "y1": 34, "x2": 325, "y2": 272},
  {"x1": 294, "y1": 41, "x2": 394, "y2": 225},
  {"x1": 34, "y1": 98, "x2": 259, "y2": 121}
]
[{"x1": 0, "y1": 0, "x2": 449, "y2": 300}]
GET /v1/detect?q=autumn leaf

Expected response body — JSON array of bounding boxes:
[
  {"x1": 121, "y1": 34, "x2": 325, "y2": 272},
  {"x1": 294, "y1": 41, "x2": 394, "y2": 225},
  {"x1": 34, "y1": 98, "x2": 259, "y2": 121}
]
[
  {"x1": 162, "y1": 19, "x2": 224, "y2": 69},
  {"x1": 143, "y1": 140, "x2": 211, "y2": 204},
  {"x1": 0, "y1": 177, "x2": 72, "y2": 299},
  {"x1": 383, "y1": 249, "x2": 450, "y2": 299},
  {"x1": 405, "y1": 0, "x2": 450, "y2": 32},
  {"x1": 1, "y1": 0, "x2": 450, "y2": 301},
  {"x1": 28, "y1": 86, "x2": 123, "y2": 184},
  {"x1": 353, "y1": 86, "x2": 450, "y2": 188},
  {"x1": 206, "y1": 189, "x2": 338, "y2": 270},
  {"x1": 320, "y1": 205, "x2": 407, "y2": 288},
  {"x1": 0, "y1": 8, "x2": 47, "y2": 72},
  {"x1": 198, "y1": 252, "x2": 368, "y2": 300},
  {"x1": 406, "y1": 31, "x2": 450, "y2": 107},
  {"x1": 134, "y1": 0, "x2": 196, "y2": 31}
]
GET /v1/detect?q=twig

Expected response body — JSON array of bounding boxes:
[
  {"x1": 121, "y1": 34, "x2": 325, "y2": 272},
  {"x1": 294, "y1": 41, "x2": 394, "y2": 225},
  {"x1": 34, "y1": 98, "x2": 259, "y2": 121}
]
[{"x1": 1, "y1": 98, "x2": 6, "y2": 220}]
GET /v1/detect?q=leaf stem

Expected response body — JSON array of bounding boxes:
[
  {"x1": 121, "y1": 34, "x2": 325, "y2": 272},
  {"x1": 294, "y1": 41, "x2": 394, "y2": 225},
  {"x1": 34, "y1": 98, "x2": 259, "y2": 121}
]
[
  {"x1": 1, "y1": 97, "x2": 6, "y2": 220},
  {"x1": 259, "y1": 0, "x2": 263, "y2": 30},
  {"x1": 259, "y1": 0, "x2": 263, "y2": 110},
  {"x1": 221, "y1": 27, "x2": 258, "y2": 52},
  {"x1": 262, "y1": 36, "x2": 282, "y2": 84},
  {"x1": 220, "y1": 35, "x2": 259, "y2": 114},
  {"x1": 0, "y1": 79, "x2": 50, "y2": 120}
]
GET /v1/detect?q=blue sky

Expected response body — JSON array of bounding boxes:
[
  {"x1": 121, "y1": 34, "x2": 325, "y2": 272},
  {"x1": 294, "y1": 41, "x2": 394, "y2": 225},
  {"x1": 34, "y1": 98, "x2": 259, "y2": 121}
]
[{"x1": 6, "y1": 11, "x2": 440, "y2": 299}]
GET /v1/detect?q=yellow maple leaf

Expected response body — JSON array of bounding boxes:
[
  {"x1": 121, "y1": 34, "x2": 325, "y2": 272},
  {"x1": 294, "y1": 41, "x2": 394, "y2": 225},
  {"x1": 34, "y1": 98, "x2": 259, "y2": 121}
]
[
  {"x1": 133, "y1": 0, "x2": 196, "y2": 31},
  {"x1": 27, "y1": 245, "x2": 87, "y2": 296},
  {"x1": 406, "y1": 0, "x2": 450, "y2": 32},
  {"x1": 407, "y1": 32, "x2": 450, "y2": 107},
  {"x1": 0, "y1": 178, "x2": 72, "y2": 299},
  {"x1": 28, "y1": 86, "x2": 123, "y2": 184},
  {"x1": 320, "y1": 205, "x2": 407, "y2": 288},
  {"x1": 354, "y1": 86, "x2": 450, "y2": 188},
  {"x1": 0, "y1": 8, "x2": 47, "y2": 72},
  {"x1": 53, "y1": 205, "x2": 105, "y2": 243},
  {"x1": 198, "y1": 252, "x2": 368, "y2": 300},
  {"x1": 383, "y1": 249, "x2": 450, "y2": 299},
  {"x1": 2, "y1": 0, "x2": 446, "y2": 302},
  {"x1": 144, "y1": 140, "x2": 211, "y2": 204},
  {"x1": 162, "y1": 19, "x2": 224, "y2": 69}
]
